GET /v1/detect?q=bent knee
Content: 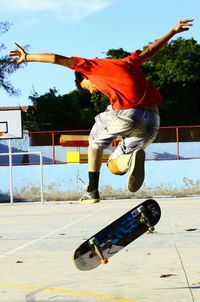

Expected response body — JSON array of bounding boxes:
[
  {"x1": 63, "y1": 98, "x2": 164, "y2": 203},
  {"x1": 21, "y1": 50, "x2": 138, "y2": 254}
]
[{"x1": 107, "y1": 159, "x2": 126, "y2": 175}]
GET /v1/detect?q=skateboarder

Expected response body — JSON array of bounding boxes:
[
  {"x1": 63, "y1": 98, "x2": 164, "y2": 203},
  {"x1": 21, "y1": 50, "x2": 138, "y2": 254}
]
[{"x1": 9, "y1": 19, "x2": 193, "y2": 203}]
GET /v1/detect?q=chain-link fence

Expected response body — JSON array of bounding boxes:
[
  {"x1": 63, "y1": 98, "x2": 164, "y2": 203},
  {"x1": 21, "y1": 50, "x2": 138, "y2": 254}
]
[{"x1": 0, "y1": 126, "x2": 200, "y2": 166}]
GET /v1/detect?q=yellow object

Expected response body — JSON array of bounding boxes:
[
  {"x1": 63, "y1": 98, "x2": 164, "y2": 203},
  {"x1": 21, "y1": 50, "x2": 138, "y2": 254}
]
[
  {"x1": 67, "y1": 151, "x2": 80, "y2": 163},
  {"x1": 66, "y1": 152, "x2": 110, "y2": 164}
]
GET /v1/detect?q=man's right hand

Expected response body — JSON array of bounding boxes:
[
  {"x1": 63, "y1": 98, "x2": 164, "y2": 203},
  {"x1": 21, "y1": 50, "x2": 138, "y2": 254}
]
[{"x1": 9, "y1": 43, "x2": 28, "y2": 64}]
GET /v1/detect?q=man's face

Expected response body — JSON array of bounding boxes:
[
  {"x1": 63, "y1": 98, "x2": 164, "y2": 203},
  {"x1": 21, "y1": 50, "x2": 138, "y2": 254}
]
[{"x1": 80, "y1": 78, "x2": 98, "y2": 94}]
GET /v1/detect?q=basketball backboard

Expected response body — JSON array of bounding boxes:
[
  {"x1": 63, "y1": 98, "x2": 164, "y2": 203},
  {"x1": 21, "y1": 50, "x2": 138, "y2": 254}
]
[{"x1": 0, "y1": 109, "x2": 23, "y2": 139}]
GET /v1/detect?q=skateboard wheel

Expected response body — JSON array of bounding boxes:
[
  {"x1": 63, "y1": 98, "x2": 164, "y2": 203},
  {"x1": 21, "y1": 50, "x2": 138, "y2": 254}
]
[
  {"x1": 101, "y1": 258, "x2": 108, "y2": 265},
  {"x1": 89, "y1": 237, "x2": 96, "y2": 245},
  {"x1": 137, "y1": 206, "x2": 144, "y2": 213},
  {"x1": 149, "y1": 226, "x2": 155, "y2": 233}
]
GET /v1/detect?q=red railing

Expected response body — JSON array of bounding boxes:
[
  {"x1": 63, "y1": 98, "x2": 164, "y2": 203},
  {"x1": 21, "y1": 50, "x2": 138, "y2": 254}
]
[{"x1": 0, "y1": 126, "x2": 200, "y2": 165}]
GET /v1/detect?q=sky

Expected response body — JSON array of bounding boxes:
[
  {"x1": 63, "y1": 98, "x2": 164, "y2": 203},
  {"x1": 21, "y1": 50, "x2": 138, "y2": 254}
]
[{"x1": 0, "y1": 0, "x2": 199, "y2": 107}]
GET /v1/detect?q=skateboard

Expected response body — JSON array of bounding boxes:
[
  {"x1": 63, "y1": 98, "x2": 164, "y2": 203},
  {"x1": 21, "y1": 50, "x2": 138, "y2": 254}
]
[{"x1": 73, "y1": 199, "x2": 161, "y2": 271}]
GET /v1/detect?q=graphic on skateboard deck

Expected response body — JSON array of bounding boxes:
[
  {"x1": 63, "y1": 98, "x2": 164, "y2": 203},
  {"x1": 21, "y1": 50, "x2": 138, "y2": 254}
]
[{"x1": 73, "y1": 199, "x2": 161, "y2": 271}]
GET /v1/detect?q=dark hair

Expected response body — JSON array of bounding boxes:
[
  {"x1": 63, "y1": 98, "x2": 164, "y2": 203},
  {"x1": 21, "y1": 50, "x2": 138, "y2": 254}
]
[{"x1": 74, "y1": 71, "x2": 86, "y2": 90}]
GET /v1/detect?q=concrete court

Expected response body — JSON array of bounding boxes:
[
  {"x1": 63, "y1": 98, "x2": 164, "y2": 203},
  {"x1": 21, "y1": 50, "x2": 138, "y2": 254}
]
[{"x1": 0, "y1": 197, "x2": 199, "y2": 302}]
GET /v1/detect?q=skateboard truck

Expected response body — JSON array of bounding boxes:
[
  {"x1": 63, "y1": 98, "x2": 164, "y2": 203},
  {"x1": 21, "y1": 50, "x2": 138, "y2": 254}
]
[
  {"x1": 89, "y1": 237, "x2": 109, "y2": 265},
  {"x1": 137, "y1": 206, "x2": 155, "y2": 233}
]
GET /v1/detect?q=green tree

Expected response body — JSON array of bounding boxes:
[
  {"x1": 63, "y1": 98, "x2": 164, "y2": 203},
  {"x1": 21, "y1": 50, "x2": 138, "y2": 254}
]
[
  {"x1": 24, "y1": 88, "x2": 95, "y2": 131},
  {"x1": 142, "y1": 38, "x2": 200, "y2": 125},
  {"x1": 0, "y1": 22, "x2": 22, "y2": 96},
  {"x1": 105, "y1": 47, "x2": 130, "y2": 59}
]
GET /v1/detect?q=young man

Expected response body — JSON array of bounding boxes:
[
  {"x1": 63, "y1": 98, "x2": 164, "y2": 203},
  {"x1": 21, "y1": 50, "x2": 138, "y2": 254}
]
[{"x1": 10, "y1": 19, "x2": 193, "y2": 203}]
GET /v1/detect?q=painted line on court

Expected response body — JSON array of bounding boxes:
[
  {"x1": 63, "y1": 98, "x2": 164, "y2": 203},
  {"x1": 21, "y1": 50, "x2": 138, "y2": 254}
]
[
  {"x1": 0, "y1": 283, "x2": 140, "y2": 302},
  {"x1": 0, "y1": 207, "x2": 106, "y2": 259}
]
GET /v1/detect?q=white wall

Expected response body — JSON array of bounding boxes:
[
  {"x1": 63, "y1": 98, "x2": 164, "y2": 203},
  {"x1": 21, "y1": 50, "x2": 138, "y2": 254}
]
[{"x1": 0, "y1": 159, "x2": 200, "y2": 202}]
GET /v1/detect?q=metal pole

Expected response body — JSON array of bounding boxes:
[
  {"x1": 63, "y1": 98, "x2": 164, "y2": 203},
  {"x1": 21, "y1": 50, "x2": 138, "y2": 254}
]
[
  {"x1": 52, "y1": 131, "x2": 55, "y2": 164},
  {"x1": 176, "y1": 127, "x2": 180, "y2": 160},
  {"x1": 39, "y1": 152, "x2": 44, "y2": 204},
  {"x1": 8, "y1": 139, "x2": 14, "y2": 205},
  {"x1": 1, "y1": 151, "x2": 44, "y2": 204}
]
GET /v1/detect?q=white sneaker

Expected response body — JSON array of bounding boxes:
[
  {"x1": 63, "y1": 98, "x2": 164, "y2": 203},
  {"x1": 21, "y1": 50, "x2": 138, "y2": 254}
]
[
  {"x1": 127, "y1": 149, "x2": 145, "y2": 192},
  {"x1": 79, "y1": 190, "x2": 100, "y2": 204}
]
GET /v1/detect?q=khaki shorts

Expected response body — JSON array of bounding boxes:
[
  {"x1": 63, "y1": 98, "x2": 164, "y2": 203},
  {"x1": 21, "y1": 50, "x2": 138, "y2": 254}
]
[{"x1": 89, "y1": 105, "x2": 160, "y2": 160}]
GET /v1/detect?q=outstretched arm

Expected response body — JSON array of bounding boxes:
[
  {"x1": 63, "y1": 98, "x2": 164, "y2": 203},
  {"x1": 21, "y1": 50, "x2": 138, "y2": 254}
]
[
  {"x1": 139, "y1": 19, "x2": 194, "y2": 60},
  {"x1": 9, "y1": 43, "x2": 76, "y2": 68}
]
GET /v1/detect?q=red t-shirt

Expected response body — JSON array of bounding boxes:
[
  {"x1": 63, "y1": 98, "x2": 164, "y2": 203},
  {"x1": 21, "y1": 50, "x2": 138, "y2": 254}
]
[{"x1": 71, "y1": 50, "x2": 162, "y2": 110}]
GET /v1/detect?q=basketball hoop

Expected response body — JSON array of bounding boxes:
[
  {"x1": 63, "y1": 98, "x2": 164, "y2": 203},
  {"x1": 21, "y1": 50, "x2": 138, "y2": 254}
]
[{"x1": 0, "y1": 131, "x2": 4, "y2": 137}]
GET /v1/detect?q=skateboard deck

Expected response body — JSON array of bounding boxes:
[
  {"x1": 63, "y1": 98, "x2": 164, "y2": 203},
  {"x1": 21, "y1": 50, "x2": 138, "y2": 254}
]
[{"x1": 73, "y1": 199, "x2": 161, "y2": 271}]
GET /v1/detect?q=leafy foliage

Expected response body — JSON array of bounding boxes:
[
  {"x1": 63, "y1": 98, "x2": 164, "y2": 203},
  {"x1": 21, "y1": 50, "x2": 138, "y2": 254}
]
[
  {"x1": 0, "y1": 22, "x2": 21, "y2": 96},
  {"x1": 142, "y1": 38, "x2": 200, "y2": 86},
  {"x1": 105, "y1": 47, "x2": 130, "y2": 59},
  {"x1": 142, "y1": 38, "x2": 200, "y2": 125},
  {"x1": 23, "y1": 88, "x2": 95, "y2": 131}
]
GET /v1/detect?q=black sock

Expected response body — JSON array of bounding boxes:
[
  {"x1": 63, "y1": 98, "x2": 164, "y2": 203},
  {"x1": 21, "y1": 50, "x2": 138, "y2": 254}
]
[{"x1": 87, "y1": 172, "x2": 100, "y2": 192}]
